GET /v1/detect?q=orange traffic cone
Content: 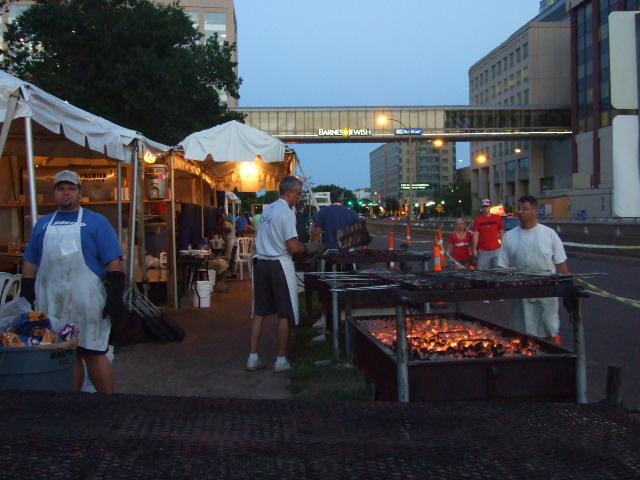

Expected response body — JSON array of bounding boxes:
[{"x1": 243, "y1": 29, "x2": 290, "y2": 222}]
[
  {"x1": 388, "y1": 231, "x2": 395, "y2": 250},
  {"x1": 433, "y1": 237, "x2": 442, "y2": 271}
]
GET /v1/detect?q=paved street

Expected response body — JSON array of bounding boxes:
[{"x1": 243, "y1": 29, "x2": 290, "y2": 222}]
[{"x1": 368, "y1": 221, "x2": 640, "y2": 410}]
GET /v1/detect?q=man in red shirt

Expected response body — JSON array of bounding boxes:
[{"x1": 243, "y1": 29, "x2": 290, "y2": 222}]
[{"x1": 471, "y1": 199, "x2": 504, "y2": 270}]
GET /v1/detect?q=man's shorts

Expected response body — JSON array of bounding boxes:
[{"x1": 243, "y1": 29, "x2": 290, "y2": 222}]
[
  {"x1": 77, "y1": 346, "x2": 109, "y2": 356},
  {"x1": 253, "y1": 258, "x2": 294, "y2": 321}
]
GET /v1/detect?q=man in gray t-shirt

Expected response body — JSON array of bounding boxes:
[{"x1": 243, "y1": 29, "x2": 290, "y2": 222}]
[{"x1": 247, "y1": 176, "x2": 309, "y2": 373}]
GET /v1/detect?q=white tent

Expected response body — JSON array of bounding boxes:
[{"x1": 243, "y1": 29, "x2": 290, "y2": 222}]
[
  {"x1": 0, "y1": 70, "x2": 170, "y2": 287},
  {"x1": 176, "y1": 120, "x2": 294, "y2": 192}
]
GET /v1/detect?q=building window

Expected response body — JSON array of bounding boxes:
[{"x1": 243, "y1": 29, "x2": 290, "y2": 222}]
[
  {"x1": 517, "y1": 92, "x2": 522, "y2": 104},
  {"x1": 503, "y1": 56, "x2": 508, "y2": 71},
  {"x1": 522, "y1": 66, "x2": 529, "y2": 81},
  {"x1": 497, "y1": 61, "x2": 502, "y2": 75},
  {"x1": 509, "y1": 74, "x2": 515, "y2": 88},
  {"x1": 507, "y1": 160, "x2": 516, "y2": 172},
  {"x1": 523, "y1": 43, "x2": 529, "y2": 58},
  {"x1": 204, "y1": 12, "x2": 227, "y2": 43},
  {"x1": 516, "y1": 69, "x2": 522, "y2": 84},
  {"x1": 524, "y1": 89, "x2": 529, "y2": 104},
  {"x1": 492, "y1": 65, "x2": 496, "y2": 78},
  {"x1": 509, "y1": 52, "x2": 514, "y2": 67},
  {"x1": 516, "y1": 47, "x2": 521, "y2": 63},
  {"x1": 518, "y1": 157, "x2": 529, "y2": 170}
]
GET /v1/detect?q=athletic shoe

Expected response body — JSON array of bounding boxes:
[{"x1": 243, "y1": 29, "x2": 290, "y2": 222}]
[
  {"x1": 482, "y1": 300, "x2": 491, "y2": 304},
  {"x1": 274, "y1": 357, "x2": 292, "y2": 373},
  {"x1": 246, "y1": 354, "x2": 265, "y2": 371}
]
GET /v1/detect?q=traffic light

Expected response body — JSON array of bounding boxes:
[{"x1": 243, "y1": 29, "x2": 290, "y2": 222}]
[{"x1": 347, "y1": 200, "x2": 353, "y2": 206}]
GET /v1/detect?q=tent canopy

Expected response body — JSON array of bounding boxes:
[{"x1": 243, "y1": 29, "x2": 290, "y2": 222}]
[
  {"x1": 177, "y1": 120, "x2": 285, "y2": 163},
  {"x1": 175, "y1": 120, "x2": 294, "y2": 192},
  {"x1": 0, "y1": 70, "x2": 169, "y2": 162}
]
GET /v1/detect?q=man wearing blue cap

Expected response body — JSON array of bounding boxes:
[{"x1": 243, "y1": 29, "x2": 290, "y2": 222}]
[{"x1": 21, "y1": 169, "x2": 125, "y2": 393}]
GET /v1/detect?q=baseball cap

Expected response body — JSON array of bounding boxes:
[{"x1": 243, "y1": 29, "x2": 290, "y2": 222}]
[
  {"x1": 481, "y1": 198, "x2": 491, "y2": 207},
  {"x1": 53, "y1": 170, "x2": 81, "y2": 187}
]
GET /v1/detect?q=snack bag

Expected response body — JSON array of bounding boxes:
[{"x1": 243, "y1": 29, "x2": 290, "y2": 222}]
[
  {"x1": 1, "y1": 332, "x2": 25, "y2": 348},
  {"x1": 58, "y1": 323, "x2": 80, "y2": 343}
]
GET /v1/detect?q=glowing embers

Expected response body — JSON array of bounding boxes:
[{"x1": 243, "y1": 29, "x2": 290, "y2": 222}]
[{"x1": 363, "y1": 316, "x2": 541, "y2": 361}]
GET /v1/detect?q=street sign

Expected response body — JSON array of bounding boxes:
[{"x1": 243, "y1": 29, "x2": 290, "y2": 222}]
[
  {"x1": 612, "y1": 115, "x2": 640, "y2": 217},
  {"x1": 609, "y1": 11, "x2": 640, "y2": 109},
  {"x1": 395, "y1": 128, "x2": 424, "y2": 136}
]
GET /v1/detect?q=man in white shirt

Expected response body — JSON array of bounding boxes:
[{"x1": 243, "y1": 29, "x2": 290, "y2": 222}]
[
  {"x1": 247, "y1": 176, "x2": 308, "y2": 372},
  {"x1": 498, "y1": 195, "x2": 569, "y2": 342}
]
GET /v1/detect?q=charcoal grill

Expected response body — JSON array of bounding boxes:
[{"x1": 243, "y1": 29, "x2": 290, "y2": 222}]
[{"x1": 351, "y1": 313, "x2": 576, "y2": 402}]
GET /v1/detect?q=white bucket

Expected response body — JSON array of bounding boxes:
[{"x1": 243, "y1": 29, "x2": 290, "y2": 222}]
[{"x1": 193, "y1": 280, "x2": 212, "y2": 308}]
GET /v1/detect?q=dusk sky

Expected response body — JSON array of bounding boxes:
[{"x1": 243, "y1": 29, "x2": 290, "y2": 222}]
[{"x1": 234, "y1": 0, "x2": 542, "y2": 190}]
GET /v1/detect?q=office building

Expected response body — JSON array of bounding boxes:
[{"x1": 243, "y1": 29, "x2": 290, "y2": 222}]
[
  {"x1": 370, "y1": 140, "x2": 456, "y2": 212},
  {"x1": 2, "y1": 0, "x2": 238, "y2": 106},
  {"x1": 565, "y1": 0, "x2": 639, "y2": 217},
  {"x1": 469, "y1": 1, "x2": 571, "y2": 215}
]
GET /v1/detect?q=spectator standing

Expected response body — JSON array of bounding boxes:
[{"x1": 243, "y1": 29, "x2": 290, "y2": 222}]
[
  {"x1": 247, "y1": 176, "x2": 308, "y2": 372},
  {"x1": 470, "y1": 198, "x2": 504, "y2": 270},
  {"x1": 235, "y1": 211, "x2": 249, "y2": 236},
  {"x1": 447, "y1": 218, "x2": 474, "y2": 269},
  {"x1": 498, "y1": 195, "x2": 569, "y2": 341},
  {"x1": 21, "y1": 170, "x2": 124, "y2": 393}
]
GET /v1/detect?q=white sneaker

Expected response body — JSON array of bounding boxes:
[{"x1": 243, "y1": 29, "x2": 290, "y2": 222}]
[
  {"x1": 312, "y1": 315, "x2": 326, "y2": 329},
  {"x1": 274, "y1": 357, "x2": 292, "y2": 373},
  {"x1": 246, "y1": 354, "x2": 265, "y2": 371},
  {"x1": 482, "y1": 300, "x2": 491, "y2": 304}
]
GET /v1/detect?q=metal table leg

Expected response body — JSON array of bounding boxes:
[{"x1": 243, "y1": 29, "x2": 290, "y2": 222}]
[
  {"x1": 344, "y1": 296, "x2": 353, "y2": 359},
  {"x1": 395, "y1": 303, "x2": 409, "y2": 403},
  {"x1": 572, "y1": 297, "x2": 587, "y2": 404},
  {"x1": 332, "y1": 264, "x2": 340, "y2": 361}
]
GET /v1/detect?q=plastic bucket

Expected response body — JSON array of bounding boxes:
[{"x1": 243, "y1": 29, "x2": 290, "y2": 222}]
[
  {"x1": 193, "y1": 280, "x2": 212, "y2": 308},
  {"x1": 0, "y1": 346, "x2": 75, "y2": 391}
]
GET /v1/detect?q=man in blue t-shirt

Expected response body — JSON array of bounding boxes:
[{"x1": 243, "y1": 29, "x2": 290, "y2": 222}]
[
  {"x1": 314, "y1": 190, "x2": 361, "y2": 249},
  {"x1": 21, "y1": 170, "x2": 124, "y2": 394}
]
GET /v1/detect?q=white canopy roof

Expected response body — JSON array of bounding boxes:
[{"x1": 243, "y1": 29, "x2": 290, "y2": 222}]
[
  {"x1": 0, "y1": 70, "x2": 168, "y2": 162},
  {"x1": 176, "y1": 120, "x2": 285, "y2": 163}
]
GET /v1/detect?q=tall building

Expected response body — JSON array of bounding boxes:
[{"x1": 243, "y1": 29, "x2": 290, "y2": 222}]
[
  {"x1": 369, "y1": 140, "x2": 456, "y2": 212},
  {"x1": 2, "y1": 0, "x2": 238, "y2": 107},
  {"x1": 468, "y1": 1, "x2": 571, "y2": 215},
  {"x1": 565, "y1": 0, "x2": 639, "y2": 217}
]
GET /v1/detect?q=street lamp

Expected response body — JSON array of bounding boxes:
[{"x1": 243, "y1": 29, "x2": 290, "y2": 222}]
[{"x1": 377, "y1": 115, "x2": 416, "y2": 222}]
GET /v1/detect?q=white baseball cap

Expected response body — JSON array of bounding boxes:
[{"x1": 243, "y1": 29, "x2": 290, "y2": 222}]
[
  {"x1": 481, "y1": 198, "x2": 491, "y2": 207},
  {"x1": 53, "y1": 170, "x2": 81, "y2": 187}
]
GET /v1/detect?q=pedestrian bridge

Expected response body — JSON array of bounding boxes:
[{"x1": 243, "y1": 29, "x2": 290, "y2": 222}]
[{"x1": 233, "y1": 105, "x2": 571, "y2": 143}]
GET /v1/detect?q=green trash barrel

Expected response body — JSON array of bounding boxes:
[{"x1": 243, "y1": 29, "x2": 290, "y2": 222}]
[{"x1": 0, "y1": 345, "x2": 75, "y2": 391}]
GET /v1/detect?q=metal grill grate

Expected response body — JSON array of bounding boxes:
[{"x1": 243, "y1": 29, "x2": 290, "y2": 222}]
[{"x1": 0, "y1": 391, "x2": 638, "y2": 479}]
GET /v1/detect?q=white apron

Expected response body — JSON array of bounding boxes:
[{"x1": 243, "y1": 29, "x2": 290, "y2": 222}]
[
  {"x1": 251, "y1": 254, "x2": 300, "y2": 326},
  {"x1": 35, "y1": 208, "x2": 109, "y2": 350}
]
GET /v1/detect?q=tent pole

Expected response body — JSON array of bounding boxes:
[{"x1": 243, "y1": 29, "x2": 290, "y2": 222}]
[
  {"x1": 24, "y1": 117, "x2": 38, "y2": 226},
  {"x1": 0, "y1": 89, "x2": 20, "y2": 160},
  {"x1": 170, "y1": 152, "x2": 178, "y2": 308},
  {"x1": 127, "y1": 142, "x2": 139, "y2": 290},
  {"x1": 200, "y1": 166, "x2": 204, "y2": 239},
  {"x1": 137, "y1": 144, "x2": 148, "y2": 297},
  {"x1": 117, "y1": 161, "x2": 123, "y2": 243}
]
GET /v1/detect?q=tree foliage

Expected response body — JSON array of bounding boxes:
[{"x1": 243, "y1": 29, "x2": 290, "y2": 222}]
[{"x1": 2, "y1": 0, "x2": 244, "y2": 145}]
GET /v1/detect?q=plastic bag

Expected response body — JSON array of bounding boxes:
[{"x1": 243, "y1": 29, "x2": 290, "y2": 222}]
[{"x1": 0, "y1": 297, "x2": 32, "y2": 330}]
